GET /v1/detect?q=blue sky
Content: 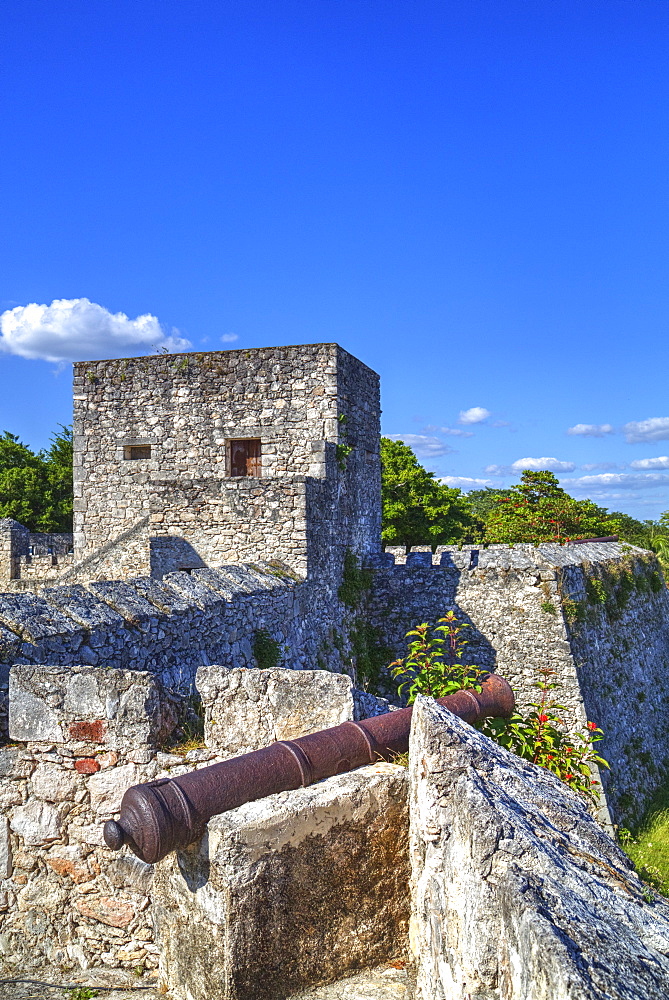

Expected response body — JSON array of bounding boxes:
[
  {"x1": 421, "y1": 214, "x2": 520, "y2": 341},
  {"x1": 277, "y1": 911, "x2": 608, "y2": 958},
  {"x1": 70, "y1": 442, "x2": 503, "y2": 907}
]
[{"x1": 2, "y1": 0, "x2": 669, "y2": 518}]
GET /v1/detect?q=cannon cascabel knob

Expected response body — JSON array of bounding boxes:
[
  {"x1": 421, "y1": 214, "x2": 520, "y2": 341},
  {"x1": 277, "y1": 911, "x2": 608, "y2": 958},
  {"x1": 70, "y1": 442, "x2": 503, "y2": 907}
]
[{"x1": 104, "y1": 819, "x2": 126, "y2": 851}]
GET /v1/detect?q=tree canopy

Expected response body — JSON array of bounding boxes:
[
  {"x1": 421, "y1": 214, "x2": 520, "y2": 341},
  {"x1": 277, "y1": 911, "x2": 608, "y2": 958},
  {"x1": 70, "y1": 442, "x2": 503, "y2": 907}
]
[
  {"x1": 0, "y1": 426, "x2": 73, "y2": 532},
  {"x1": 483, "y1": 470, "x2": 621, "y2": 544},
  {"x1": 380, "y1": 437, "x2": 474, "y2": 548}
]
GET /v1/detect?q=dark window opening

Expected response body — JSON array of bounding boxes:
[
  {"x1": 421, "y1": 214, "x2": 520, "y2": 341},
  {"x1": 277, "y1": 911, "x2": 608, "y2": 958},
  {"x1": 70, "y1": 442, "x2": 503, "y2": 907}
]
[
  {"x1": 230, "y1": 438, "x2": 261, "y2": 477},
  {"x1": 124, "y1": 445, "x2": 152, "y2": 461}
]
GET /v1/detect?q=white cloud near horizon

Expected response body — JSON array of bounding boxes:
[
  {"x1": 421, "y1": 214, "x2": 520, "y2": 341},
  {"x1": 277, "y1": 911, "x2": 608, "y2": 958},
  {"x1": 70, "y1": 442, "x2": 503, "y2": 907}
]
[
  {"x1": 630, "y1": 456, "x2": 669, "y2": 470},
  {"x1": 567, "y1": 423, "x2": 614, "y2": 437},
  {"x1": 511, "y1": 456, "x2": 575, "y2": 473},
  {"x1": 0, "y1": 298, "x2": 191, "y2": 362},
  {"x1": 221, "y1": 333, "x2": 239, "y2": 343},
  {"x1": 458, "y1": 406, "x2": 490, "y2": 425},
  {"x1": 439, "y1": 476, "x2": 497, "y2": 489},
  {"x1": 623, "y1": 417, "x2": 669, "y2": 444},
  {"x1": 561, "y1": 472, "x2": 669, "y2": 491},
  {"x1": 386, "y1": 434, "x2": 455, "y2": 458}
]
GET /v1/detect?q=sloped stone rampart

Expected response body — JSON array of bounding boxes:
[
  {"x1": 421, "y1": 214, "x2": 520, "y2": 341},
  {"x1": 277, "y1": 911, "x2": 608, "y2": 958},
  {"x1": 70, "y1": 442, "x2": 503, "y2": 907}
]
[
  {"x1": 0, "y1": 561, "x2": 351, "y2": 736},
  {"x1": 369, "y1": 541, "x2": 669, "y2": 825},
  {"x1": 408, "y1": 696, "x2": 669, "y2": 1000},
  {"x1": 153, "y1": 762, "x2": 409, "y2": 1000}
]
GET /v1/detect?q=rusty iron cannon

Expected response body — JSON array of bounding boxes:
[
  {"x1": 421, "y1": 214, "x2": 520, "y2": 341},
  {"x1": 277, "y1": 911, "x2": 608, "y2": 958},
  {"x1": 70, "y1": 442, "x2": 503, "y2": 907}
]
[{"x1": 103, "y1": 673, "x2": 514, "y2": 864}]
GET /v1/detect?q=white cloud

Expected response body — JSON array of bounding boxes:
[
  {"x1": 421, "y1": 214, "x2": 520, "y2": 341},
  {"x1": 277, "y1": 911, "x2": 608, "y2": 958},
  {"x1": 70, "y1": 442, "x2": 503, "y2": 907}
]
[
  {"x1": 567, "y1": 423, "x2": 614, "y2": 437},
  {"x1": 221, "y1": 333, "x2": 239, "y2": 343},
  {"x1": 441, "y1": 427, "x2": 474, "y2": 438},
  {"x1": 439, "y1": 476, "x2": 497, "y2": 489},
  {"x1": 511, "y1": 456, "x2": 575, "y2": 473},
  {"x1": 386, "y1": 434, "x2": 454, "y2": 458},
  {"x1": 458, "y1": 406, "x2": 490, "y2": 425},
  {"x1": 484, "y1": 464, "x2": 509, "y2": 475},
  {"x1": 624, "y1": 418, "x2": 669, "y2": 444},
  {"x1": 0, "y1": 298, "x2": 191, "y2": 362},
  {"x1": 580, "y1": 462, "x2": 620, "y2": 472},
  {"x1": 424, "y1": 424, "x2": 473, "y2": 438},
  {"x1": 562, "y1": 472, "x2": 669, "y2": 491},
  {"x1": 630, "y1": 456, "x2": 669, "y2": 470}
]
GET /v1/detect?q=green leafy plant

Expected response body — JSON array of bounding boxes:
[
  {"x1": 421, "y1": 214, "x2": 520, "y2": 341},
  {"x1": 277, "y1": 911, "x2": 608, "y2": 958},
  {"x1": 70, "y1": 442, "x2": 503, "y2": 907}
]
[
  {"x1": 480, "y1": 666, "x2": 608, "y2": 804},
  {"x1": 390, "y1": 610, "x2": 487, "y2": 704},
  {"x1": 338, "y1": 550, "x2": 372, "y2": 608},
  {"x1": 336, "y1": 442, "x2": 353, "y2": 471},
  {"x1": 392, "y1": 612, "x2": 609, "y2": 805},
  {"x1": 68, "y1": 989, "x2": 98, "y2": 1000},
  {"x1": 349, "y1": 618, "x2": 394, "y2": 692},
  {"x1": 541, "y1": 601, "x2": 557, "y2": 615},
  {"x1": 0, "y1": 425, "x2": 73, "y2": 531},
  {"x1": 253, "y1": 628, "x2": 282, "y2": 670}
]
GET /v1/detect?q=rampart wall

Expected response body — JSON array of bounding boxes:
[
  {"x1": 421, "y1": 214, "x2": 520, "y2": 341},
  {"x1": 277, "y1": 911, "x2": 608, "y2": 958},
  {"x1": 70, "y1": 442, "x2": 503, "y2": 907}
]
[
  {"x1": 367, "y1": 541, "x2": 669, "y2": 825},
  {"x1": 0, "y1": 561, "x2": 349, "y2": 739}
]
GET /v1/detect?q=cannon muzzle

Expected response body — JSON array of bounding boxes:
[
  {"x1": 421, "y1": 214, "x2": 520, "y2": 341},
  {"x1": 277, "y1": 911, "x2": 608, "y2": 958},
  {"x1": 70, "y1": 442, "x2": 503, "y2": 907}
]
[{"x1": 104, "y1": 673, "x2": 514, "y2": 864}]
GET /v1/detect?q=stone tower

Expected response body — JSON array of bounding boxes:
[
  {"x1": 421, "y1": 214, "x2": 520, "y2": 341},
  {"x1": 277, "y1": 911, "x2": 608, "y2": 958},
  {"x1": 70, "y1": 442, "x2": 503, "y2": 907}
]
[{"x1": 72, "y1": 343, "x2": 381, "y2": 579}]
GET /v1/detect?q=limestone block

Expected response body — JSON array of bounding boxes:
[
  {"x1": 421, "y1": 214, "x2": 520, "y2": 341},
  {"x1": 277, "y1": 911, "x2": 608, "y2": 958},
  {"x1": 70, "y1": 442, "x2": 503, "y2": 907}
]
[
  {"x1": 9, "y1": 664, "x2": 177, "y2": 748},
  {"x1": 0, "y1": 817, "x2": 11, "y2": 878},
  {"x1": 75, "y1": 894, "x2": 136, "y2": 928},
  {"x1": 45, "y1": 845, "x2": 91, "y2": 883},
  {"x1": 197, "y1": 665, "x2": 354, "y2": 755},
  {"x1": 153, "y1": 762, "x2": 409, "y2": 1000},
  {"x1": 10, "y1": 797, "x2": 61, "y2": 846},
  {"x1": 408, "y1": 696, "x2": 669, "y2": 1000},
  {"x1": 31, "y1": 762, "x2": 79, "y2": 802},
  {"x1": 88, "y1": 763, "x2": 142, "y2": 815}
]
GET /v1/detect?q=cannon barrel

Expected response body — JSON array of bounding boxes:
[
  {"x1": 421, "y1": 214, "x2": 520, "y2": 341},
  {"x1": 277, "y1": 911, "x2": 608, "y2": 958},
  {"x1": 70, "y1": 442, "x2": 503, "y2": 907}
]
[{"x1": 103, "y1": 673, "x2": 514, "y2": 864}]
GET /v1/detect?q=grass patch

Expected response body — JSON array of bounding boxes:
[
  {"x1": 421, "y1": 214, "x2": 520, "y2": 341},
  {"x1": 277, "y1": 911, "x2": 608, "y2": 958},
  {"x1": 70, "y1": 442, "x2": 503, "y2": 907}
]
[
  {"x1": 160, "y1": 693, "x2": 205, "y2": 758},
  {"x1": 619, "y1": 783, "x2": 669, "y2": 897}
]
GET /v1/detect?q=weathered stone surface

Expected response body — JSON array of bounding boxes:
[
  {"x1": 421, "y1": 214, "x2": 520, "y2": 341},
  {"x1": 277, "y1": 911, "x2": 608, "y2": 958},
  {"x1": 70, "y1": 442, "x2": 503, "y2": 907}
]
[
  {"x1": 75, "y1": 895, "x2": 135, "y2": 928},
  {"x1": 288, "y1": 965, "x2": 411, "y2": 999},
  {"x1": 153, "y1": 762, "x2": 409, "y2": 1000},
  {"x1": 45, "y1": 845, "x2": 92, "y2": 883},
  {"x1": 9, "y1": 664, "x2": 177, "y2": 748},
  {"x1": 408, "y1": 696, "x2": 669, "y2": 1000},
  {"x1": 31, "y1": 762, "x2": 78, "y2": 801},
  {"x1": 0, "y1": 817, "x2": 12, "y2": 879},
  {"x1": 197, "y1": 665, "x2": 355, "y2": 755},
  {"x1": 88, "y1": 763, "x2": 142, "y2": 815},
  {"x1": 370, "y1": 542, "x2": 669, "y2": 825},
  {"x1": 10, "y1": 798, "x2": 61, "y2": 846}
]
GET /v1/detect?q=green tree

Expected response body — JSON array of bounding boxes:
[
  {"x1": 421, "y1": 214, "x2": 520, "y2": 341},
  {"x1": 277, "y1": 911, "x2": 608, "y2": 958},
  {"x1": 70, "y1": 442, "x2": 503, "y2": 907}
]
[
  {"x1": 0, "y1": 426, "x2": 73, "y2": 532},
  {"x1": 380, "y1": 437, "x2": 474, "y2": 548},
  {"x1": 484, "y1": 470, "x2": 620, "y2": 544},
  {"x1": 41, "y1": 425, "x2": 74, "y2": 532},
  {"x1": 464, "y1": 487, "x2": 514, "y2": 523}
]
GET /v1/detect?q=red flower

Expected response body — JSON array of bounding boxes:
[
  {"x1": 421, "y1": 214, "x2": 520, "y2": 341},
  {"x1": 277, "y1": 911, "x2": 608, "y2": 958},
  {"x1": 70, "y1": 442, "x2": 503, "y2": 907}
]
[
  {"x1": 538, "y1": 714, "x2": 549, "y2": 723},
  {"x1": 565, "y1": 773, "x2": 574, "y2": 780},
  {"x1": 587, "y1": 721, "x2": 597, "y2": 731}
]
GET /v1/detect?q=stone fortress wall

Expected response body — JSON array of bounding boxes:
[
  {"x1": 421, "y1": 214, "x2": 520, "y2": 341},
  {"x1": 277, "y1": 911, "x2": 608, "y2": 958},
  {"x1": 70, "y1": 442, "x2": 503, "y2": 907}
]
[
  {"x1": 369, "y1": 541, "x2": 669, "y2": 825},
  {"x1": 1, "y1": 341, "x2": 669, "y2": 990}
]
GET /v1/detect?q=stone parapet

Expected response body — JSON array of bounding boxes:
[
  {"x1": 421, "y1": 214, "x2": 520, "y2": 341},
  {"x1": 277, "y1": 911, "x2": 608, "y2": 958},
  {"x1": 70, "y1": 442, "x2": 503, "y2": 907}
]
[
  {"x1": 153, "y1": 762, "x2": 409, "y2": 1000},
  {"x1": 197, "y1": 665, "x2": 354, "y2": 756},
  {"x1": 408, "y1": 696, "x2": 669, "y2": 1000}
]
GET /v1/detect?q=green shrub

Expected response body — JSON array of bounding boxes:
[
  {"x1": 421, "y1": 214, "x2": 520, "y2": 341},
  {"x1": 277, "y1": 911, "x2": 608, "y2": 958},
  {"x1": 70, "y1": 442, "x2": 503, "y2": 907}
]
[{"x1": 253, "y1": 629, "x2": 282, "y2": 670}]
